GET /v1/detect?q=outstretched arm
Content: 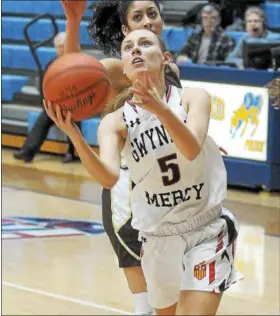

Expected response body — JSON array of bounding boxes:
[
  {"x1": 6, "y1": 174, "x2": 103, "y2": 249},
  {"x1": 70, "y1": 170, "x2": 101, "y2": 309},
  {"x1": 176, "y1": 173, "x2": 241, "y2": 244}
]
[{"x1": 61, "y1": 0, "x2": 86, "y2": 53}]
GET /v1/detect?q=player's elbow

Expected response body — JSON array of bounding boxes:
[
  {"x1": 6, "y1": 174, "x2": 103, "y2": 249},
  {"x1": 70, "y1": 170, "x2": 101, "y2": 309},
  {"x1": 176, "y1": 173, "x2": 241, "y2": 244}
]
[
  {"x1": 102, "y1": 181, "x2": 116, "y2": 189},
  {"x1": 187, "y1": 150, "x2": 201, "y2": 161},
  {"x1": 88, "y1": 168, "x2": 119, "y2": 189},
  {"x1": 185, "y1": 142, "x2": 202, "y2": 161},
  {"x1": 101, "y1": 174, "x2": 119, "y2": 189}
]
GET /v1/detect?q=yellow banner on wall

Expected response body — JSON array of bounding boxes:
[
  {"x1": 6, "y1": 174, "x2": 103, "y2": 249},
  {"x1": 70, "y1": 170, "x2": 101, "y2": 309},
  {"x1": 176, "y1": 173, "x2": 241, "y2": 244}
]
[{"x1": 181, "y1": 80, "x2": 269, "y2": 161}]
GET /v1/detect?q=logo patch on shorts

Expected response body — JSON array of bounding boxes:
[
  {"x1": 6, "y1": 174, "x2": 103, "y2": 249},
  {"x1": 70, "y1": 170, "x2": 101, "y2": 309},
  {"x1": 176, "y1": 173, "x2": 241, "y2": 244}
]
[{"x1": 194, "y1": 263, "x2": 207, "y2": 280}]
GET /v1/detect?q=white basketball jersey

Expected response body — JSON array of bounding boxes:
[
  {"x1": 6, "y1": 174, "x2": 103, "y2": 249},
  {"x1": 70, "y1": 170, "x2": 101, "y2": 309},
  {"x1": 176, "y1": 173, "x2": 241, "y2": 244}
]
[{"x1": 122, "y1": 85, "x2": 227, "y2": 233}]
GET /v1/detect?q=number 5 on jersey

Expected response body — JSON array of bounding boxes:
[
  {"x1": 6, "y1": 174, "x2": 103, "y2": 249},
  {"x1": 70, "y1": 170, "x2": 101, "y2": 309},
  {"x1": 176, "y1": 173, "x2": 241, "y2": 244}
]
[{"x1": 158, "y1": 153, "x2": 181, "y2": 186}]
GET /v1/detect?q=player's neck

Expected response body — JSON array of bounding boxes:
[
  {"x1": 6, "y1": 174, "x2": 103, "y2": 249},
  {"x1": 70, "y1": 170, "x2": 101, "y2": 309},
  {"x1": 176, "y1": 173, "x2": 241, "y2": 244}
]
[{"x1": 152, "y1": 77, "x2": 166, "y2": 99}]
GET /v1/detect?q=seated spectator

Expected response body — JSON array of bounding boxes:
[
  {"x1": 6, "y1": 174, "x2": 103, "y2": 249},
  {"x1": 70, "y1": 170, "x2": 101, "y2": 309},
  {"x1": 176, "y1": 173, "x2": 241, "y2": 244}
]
[
  {"x1": 210, "y1": 0, "x2": 265, "y2": 29},
  {"x1": 176, "y1": 3, "x2": 235, "y2": 65},
  {"x1": 13, "y1": 32, "x2": 81, "y2": 163},
  {"x1": 226, "y1": 6, "x2": 280, "y2": 68}
]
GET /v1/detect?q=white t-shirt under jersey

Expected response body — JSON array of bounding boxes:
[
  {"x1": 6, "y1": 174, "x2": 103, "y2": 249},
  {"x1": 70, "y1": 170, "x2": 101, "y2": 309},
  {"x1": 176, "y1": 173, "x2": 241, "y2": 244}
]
[{"x1": 122, "y1": 85, "x2": 227, "y2": 233}]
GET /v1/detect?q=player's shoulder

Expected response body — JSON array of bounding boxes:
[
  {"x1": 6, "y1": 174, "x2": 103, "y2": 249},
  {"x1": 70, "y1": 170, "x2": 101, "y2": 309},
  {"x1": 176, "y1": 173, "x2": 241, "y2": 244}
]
[
  {"x1": 182, "y1": 86, "x2": 208, "y2": 95},
  {"x1": 180, "y1": 86, "x2": 210, "y2": 113},
  {"x1": 98, "y1": 107, "x2": 126, "y2": 134},
  {"x1": 181, "y1": 86, "x2": 209, "y2": 101}
]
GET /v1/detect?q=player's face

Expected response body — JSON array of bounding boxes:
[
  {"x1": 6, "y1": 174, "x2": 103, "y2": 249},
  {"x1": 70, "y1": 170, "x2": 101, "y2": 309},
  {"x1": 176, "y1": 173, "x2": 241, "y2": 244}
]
[
  {"x1": 123, "y1": 1, "x2": 163, "y2": 36},
  {"x1": 121, "y1": 29, "x2": 169, "y2": 82}
]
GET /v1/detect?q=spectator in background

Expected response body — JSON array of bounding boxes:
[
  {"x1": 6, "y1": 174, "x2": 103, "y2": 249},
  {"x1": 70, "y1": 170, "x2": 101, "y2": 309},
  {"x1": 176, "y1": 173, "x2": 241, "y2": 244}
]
[
  {"x1": 226, "y1": 6, "x2": 280, "y2": 68},
  {"x1": 176, "y1": 3, "x2": 235, "y2": 65},
  {"x1": 13, "y1": 32, "x2": 81, "y2": 163},
  {"x1": 266, "y1": 77, "x2": 280, "y2": 110},
  {"x1": 210, "y1": 0, "x2": 265, "y2": 30}
]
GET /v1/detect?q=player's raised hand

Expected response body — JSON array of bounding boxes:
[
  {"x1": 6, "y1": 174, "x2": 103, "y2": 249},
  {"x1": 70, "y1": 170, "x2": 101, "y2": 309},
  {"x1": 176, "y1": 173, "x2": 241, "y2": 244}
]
[
  {"x1": 129, "y1": 70, "x2": 168, "y2": 117},
  {"x1": 60, "y1": 0, "x2": 87, "y2": 21}
]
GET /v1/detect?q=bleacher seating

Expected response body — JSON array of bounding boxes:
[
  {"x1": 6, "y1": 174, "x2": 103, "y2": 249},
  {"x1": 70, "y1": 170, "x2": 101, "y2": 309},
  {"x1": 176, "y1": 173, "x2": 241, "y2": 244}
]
[
  {"x1": 2, "y1": 75, "x2": 29, "y2": 102},
  {"x1": 2, "y1": 0, "x2": 279, "y2": 155},
  {"x1": 2, "y1": 44, "x2": 56, "y2": 70},
  {"x1": 262, "y1": 1, "x2": 280, "y2": 31},
  {"x1": 2, "y1": 0, "x2": 93, "y2": 18},
  {"x1": 162, "y1": 27, "x2": 193, "y2": 53},
  {"x1": 224, "y1": 31, "x2": 246, "y2": 46},
  {"x1": 2, "y1": 17, "x2": 93, "y2": 46},
  {"x1": 28, "y1": 111, "x2": 100, "y2": 146},
  {"x1": 1, "y1": 0, "x2": 98, "y2": 148}
]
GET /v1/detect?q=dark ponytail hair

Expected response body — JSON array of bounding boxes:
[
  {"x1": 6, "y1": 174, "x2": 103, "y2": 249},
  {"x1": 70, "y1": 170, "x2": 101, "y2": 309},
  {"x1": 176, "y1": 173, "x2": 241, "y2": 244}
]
[{"x1": 87, "y1": 0, "x2": 161, "y2": 56}]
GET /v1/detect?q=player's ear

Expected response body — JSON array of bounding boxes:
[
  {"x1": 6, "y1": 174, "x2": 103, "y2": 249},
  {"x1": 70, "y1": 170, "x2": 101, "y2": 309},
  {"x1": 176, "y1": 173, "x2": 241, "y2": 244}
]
[
  {"x1": 122, "y1": 24, "x2": 129, "y2": 36},
  {"x1": 163, "y1": 52, "x2": 171, "y2": 65}
]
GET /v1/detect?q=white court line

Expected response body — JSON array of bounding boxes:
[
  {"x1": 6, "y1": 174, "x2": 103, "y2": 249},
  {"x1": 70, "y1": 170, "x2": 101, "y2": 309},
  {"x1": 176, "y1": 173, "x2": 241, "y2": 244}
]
[{"x1": 3, "y1": 281, "x2": 132, "y2": 315}]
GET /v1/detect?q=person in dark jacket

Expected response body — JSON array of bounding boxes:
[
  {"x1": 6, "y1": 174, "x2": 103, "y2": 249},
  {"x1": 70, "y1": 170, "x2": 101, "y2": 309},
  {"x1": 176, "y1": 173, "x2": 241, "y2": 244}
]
[{"x1": 176, "y1": 4, "x2": 235, "y2": 65}]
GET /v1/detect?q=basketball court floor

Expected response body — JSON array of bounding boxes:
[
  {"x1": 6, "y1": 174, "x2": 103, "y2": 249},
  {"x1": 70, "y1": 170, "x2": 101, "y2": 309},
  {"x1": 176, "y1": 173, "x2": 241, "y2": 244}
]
[{"x1": 2, "y1": 148, "x2": 280, "y2": 315}]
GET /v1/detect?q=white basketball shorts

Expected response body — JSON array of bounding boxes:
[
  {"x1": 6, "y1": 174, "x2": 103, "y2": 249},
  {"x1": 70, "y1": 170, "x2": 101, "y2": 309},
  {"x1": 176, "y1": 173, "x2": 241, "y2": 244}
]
[{"x1": 140, "y1": 208, "x2": 243, "y2": 309}]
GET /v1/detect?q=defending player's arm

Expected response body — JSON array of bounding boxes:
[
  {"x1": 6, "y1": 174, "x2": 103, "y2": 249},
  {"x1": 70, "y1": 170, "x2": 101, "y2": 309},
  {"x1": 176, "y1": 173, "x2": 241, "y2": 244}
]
[
  {"x1": 99, "y1": 59, "x2": 132, "y2": 98},
  {"x1": 61, "y1": 0, "x2": 86, "y2": 53},
  {"x1": 43, "y1": 100, "x2": 122, "y2": 189},
  {"x1": 130, "y1": 72, "x2": 211, "y2": 161},
  {"x1": 61, "y1": 0, "x2": 131, "y2": 93}
]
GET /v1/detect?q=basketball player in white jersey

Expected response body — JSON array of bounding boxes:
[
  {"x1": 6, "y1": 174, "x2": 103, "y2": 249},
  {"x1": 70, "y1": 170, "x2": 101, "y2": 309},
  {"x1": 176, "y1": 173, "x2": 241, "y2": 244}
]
[
  {"x1": 62, "y1": 5, "x2": 227, "y2": 315},
  {"x1": 61, "y1": 1, "x2": 180, "y2": 314},
  {"x1": 44, "y1": 29, "x2": 241, "y2": 315}
]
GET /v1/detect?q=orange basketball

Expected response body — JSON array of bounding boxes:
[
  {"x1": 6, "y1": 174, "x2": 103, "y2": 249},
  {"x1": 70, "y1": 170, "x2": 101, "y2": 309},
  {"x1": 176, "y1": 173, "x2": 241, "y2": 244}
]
[{"x1": 43, "y1": 53, "x2": 111, "y2": 121}]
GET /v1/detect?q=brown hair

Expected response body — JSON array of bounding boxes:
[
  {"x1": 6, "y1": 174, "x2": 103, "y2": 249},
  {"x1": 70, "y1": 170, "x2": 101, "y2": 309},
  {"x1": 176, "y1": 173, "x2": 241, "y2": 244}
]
[
  {"x1": 102, "y1": 33, "x2": 168, "y2": 118},
  {"x1": 101, "y1": 88, "x2": 131, "y2": 118}
]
